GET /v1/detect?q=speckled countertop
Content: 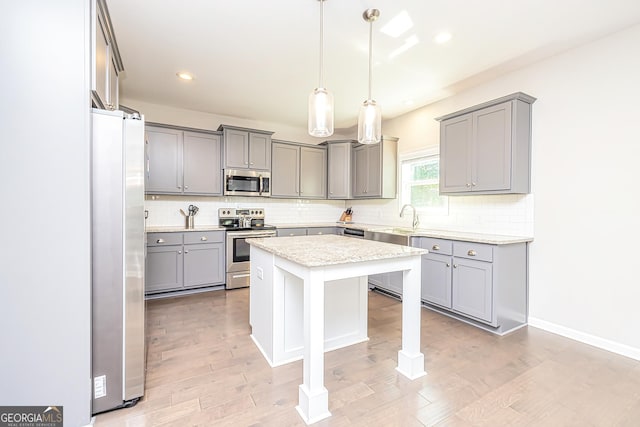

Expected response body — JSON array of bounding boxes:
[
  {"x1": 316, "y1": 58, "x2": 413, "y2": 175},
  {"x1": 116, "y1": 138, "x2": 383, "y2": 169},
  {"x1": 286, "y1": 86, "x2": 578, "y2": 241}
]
[
  {"x1": 146, "y1": 223, "x2": 532, "y2": 245},
  {"x1": 146, "y1": 225, "x2": 226, "y2": 233},
  {"x1": 247, "y1": 234, "x2": 426, "y2": 268},
  {"x1": 272, "y1": 222, "x2": 532, "y2": 245}
]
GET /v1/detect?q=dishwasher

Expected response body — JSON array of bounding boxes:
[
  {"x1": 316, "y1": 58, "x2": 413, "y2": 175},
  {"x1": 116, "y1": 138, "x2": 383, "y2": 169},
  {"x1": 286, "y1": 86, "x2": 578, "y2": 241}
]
[{"x1": 343, "y1": 227, "x2": 403, "y2": 300}]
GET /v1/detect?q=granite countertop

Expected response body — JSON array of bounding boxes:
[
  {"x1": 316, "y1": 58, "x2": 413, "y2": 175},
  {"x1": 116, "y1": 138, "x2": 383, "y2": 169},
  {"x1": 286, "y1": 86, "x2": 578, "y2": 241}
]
[
  {"x1": 247, "y1": 234, "x2": 426, "y2": 268},
  {"x1": 271, "y1": 222, "x2": 532, "y2": 245},
  {"x1": 146, "y1": 225, "x2": 226, "y2": 233}
]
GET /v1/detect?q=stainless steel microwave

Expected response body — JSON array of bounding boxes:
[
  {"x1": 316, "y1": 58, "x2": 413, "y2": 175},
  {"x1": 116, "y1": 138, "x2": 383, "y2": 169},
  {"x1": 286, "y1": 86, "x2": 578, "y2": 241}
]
[{"x1": 224, "y1": 169, "x2": 270, "y2": 197}]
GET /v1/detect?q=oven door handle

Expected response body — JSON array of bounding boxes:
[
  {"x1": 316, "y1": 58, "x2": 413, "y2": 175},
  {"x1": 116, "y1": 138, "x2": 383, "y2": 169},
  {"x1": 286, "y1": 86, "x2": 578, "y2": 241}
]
[{"x1": 227, "y1": 232, "x2": 276, "y2": 238}]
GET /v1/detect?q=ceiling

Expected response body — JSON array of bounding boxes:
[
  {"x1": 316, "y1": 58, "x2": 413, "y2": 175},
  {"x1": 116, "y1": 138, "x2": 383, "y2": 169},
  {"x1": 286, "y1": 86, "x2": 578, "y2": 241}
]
[{"x1": 106, "y1": 0, "x2": 640, "y2": 134}]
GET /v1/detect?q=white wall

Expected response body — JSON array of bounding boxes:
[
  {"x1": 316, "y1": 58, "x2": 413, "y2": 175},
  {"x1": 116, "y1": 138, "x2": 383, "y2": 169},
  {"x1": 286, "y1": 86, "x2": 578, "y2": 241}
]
[
  {"x1": 0, "y1": 1, "x2": 92, "y2": 425},
  {"x1": 375, "y1": 24, "x2": 640, "y2": 358},
  {"x1": 120, "y1": 97, "x2": 353, "y2": 144}
]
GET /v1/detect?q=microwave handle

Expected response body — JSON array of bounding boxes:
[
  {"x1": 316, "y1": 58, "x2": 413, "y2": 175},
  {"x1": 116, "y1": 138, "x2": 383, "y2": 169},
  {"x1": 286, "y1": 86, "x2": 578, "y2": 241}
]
[{"x1": 259, "y1": 174, "x2": 263, "y2": 195}]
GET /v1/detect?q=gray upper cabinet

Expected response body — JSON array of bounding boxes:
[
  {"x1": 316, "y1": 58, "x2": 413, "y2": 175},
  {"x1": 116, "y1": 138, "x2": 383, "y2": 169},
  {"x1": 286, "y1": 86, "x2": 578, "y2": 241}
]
[
  {"x1": 146, "y1": 126, "x2": 182, "y2": 194},
  {"x1": 300, "y1": 146, "x2": 327, "y2": 198},
  {"x1": 91, "y1": 0, "x2": 123, "y2": 110},
  {"x1": 325, "y1": 140, "x2": 354, "y2": 199},
  {"x1": 352, "y1": 136, "x2": 398, "y2": 199},
  {"x1": 183, "y1": 131, "x2": 222, "y2": 195},
  {"x1": 145, "y1": 124, "x2": 222, "y2": 196},
  {"x1": 271, "y1": 141, "x2": 326, "y2": 199},
  {"x1": 218, "y1": 125, "x2": 273, "y2": 171},
  {"x1": 437, "y1": 92, "x2": 536, "y2": 195},
  {"x1": 271, "y1": 143, "x2": 299, "y2": 197}
]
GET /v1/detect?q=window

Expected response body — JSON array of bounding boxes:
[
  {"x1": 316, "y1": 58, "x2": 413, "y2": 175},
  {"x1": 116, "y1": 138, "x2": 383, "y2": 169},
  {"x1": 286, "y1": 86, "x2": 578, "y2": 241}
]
[{"x1": 400, "y1": 150, "x2": 448, "y2": 215}]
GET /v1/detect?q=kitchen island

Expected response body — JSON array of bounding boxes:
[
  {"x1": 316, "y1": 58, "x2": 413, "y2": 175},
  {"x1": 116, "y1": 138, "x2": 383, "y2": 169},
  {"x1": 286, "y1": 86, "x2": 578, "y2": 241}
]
[{"x1": 247, "y1": 234, "x2": 427, "y2": 424}]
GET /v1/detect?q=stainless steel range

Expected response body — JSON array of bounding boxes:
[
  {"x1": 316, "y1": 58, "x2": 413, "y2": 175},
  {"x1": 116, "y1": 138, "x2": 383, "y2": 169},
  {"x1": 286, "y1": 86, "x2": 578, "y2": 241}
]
[{"x1": 219, "y1": 208, "x2": 276, "y2": 289}]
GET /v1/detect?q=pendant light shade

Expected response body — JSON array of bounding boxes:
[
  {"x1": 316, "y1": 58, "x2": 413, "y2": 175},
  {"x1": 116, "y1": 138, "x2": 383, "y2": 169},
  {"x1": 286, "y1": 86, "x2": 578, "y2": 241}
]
[
  {"x1": 308, "y1": 0, "x2": 334, "y2": 137},
  {"x1": 358, "y1": 8, "x2": 381, "y2": 145}
]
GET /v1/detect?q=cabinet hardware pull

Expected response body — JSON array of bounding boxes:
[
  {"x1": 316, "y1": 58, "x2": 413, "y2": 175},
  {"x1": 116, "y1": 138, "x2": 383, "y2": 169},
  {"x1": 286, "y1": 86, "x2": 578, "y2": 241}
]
[
  {"x1": 201, "y1": 236, "x2": 208, "y2": 241},
  {"x1": 453, "y1": 264, "x2": 458, "y2": 268},
  {"x1": 446, "y1": 263, "x2": 450, "y2": 267},
  {"x1": 472, "y1": 182, "x2": 477, "y2": 186},
  {"x1": 185, "y1": 250, "x2": 189, "y2": 254},
  {"x1": 156, "y1": 239, "x2": 165, "y2": 243},
  {"x1": 468, "y1": 250, "x2": 477, "y2": 256},
  {"x1": 185, "y1": 185, "x2": 189, "y2": 189},
  {"x1": 432, "y1": 244, "x2": 440, "y2": 251},
  {"x1": 466, "y1": 183, "x2": 471, "y2": 187},
  {"x1": 177, "y1": 185, "x2": 182, "y2": 189},
  {"x1": 178, "y1": 250, "x2": 182, "y2": 254}
]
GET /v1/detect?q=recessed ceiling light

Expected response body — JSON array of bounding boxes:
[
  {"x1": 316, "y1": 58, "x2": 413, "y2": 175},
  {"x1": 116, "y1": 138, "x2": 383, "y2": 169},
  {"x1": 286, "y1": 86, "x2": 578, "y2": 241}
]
[
  {"x1": 434, "y1": 32, "x2": 452, "y2": 44},
  {"x1": 380, "y1": 10, "x2": 413, "y2": 38},
  {"x1": 176, "y1": 71, "x2": 194, "y2": 80}
]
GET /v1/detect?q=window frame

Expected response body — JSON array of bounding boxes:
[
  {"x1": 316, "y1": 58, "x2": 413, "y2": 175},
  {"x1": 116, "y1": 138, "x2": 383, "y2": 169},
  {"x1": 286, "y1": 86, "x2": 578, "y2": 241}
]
[{"x1": 398, "y1": 147, "x2": 449, "y2": 216}]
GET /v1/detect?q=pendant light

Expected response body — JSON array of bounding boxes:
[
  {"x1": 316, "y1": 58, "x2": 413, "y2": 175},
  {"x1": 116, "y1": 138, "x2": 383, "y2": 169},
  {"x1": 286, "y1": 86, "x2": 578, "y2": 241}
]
[
  {"x1": 358, "y1": 8, "x2": 382, "y2": 145},
  {"x1": 308, "y1": 0, "x2": 334, "y2": 137}
]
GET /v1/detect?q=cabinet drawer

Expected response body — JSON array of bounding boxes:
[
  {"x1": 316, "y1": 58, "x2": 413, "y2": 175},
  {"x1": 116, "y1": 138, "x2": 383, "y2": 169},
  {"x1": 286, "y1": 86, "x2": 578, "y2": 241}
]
[
  {"x1": 277, "y1": 228, "x2": 306, "y2": 237},
  {"x1": 416, "y1": 237, "x2": 453, "y2": 255},
  {"x1": 147, "y1": 232, "x2": 183, "y2": 246},
  {"x1": 307, "y1": 227, "x2": 337, "y2": 235},
  {"x1": 453, "y1": 242, "x2": 493, "y2": 262},
  {"x1": 184, "y1": 230, "x2": 224, "y2": 244}
]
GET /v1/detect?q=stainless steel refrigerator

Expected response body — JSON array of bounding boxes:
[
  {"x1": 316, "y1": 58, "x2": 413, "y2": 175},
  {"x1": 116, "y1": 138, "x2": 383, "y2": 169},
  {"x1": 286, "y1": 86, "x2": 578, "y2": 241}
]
[{"x1": 91, "y1": 109, "x2": 145, "y2": 414}]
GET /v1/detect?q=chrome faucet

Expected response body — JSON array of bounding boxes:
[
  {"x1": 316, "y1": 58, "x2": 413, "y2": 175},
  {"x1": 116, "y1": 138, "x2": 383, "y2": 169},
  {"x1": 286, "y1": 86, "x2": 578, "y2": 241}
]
[{"x1": 400, "y1": 204, "x2": 419, "y2": 230}]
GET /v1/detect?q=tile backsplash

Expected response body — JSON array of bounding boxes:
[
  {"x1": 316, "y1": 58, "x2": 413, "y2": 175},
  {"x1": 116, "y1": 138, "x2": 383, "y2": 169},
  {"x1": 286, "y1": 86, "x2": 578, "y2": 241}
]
[
  {"x1": 145, "y1": 195, "x2": 347, "y2": 227},
  {"x1": 146, "y1": 194, "x2": 533, "y2": 237}
]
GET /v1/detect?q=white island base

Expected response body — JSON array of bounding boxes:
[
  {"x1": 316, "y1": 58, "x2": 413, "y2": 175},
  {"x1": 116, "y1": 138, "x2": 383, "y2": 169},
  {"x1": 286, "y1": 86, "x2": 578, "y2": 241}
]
[{"x1": 248, "y1": 235, "x2": 427, "y2": 425}]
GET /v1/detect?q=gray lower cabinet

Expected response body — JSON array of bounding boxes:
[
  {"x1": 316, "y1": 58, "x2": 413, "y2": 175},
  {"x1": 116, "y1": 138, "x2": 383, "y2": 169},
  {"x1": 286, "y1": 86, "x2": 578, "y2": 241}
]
[
  {"x1": 415, "y1": 236, "x2": 528, "y2": 334},
  {"x1": 437, "y1": 92, "x2": 536, "y2": 195},
  {"x1": 276, "y1": 227, "x2": 339, "y2": 237},
  {"x1": 352, "y1": 136, "x2": 398, "y2": 199},
  {"x1": 271, "y1": 141, "x2": 327, "y2": 198},
  {"x1": 145, "y1": 125, "x2": 222, "y2": 196},
  {"x1": 218, "y1": 125, "x2": 273, "y2": 171},
  {"x1": 146, "y1": 231, "x2": 225, "y2": 295},
  {"x1": 276, "y1": 228, "x2": 307, "y2": 237},
  {"x1": 368, "y1": 271, "x2": 403, "y2": 297}
]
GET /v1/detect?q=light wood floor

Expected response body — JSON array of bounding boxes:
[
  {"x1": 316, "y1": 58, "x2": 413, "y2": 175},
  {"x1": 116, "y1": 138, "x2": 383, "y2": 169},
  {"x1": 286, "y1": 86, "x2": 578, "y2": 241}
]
[{"x1": 95, "y1": 289, "x2": 640, "y2": 426}]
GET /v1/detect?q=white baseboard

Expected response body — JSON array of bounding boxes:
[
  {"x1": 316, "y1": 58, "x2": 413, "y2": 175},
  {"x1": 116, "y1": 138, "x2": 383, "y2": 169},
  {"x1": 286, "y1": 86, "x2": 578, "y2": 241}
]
[{"x1": 528, "y1": 317, "x2": 640, "y2": 361}]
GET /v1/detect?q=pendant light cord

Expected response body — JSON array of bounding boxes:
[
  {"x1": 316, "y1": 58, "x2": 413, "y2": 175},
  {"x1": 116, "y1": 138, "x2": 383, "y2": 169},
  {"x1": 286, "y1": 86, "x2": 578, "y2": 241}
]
[
  {"x1": 319, "y1": 0, "x2": 324, "y2": 88},
  {"x1": 368, "y1": 18, "x2": 373, "y2": 100}
]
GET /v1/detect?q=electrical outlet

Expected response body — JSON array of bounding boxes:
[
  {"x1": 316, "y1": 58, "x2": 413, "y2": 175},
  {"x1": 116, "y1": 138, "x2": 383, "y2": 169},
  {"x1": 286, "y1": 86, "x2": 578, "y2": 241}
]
[
  {"x1": 94, "y1": 375, "x2": 106, "y2": 399},
  {"x1": 257, "y1": 267, "x2": 263, "y2": 280}
]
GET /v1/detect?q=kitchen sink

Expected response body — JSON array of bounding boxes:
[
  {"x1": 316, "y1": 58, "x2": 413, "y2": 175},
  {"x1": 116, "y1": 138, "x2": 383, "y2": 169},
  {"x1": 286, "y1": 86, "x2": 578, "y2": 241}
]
[{"x1": 364, "y1": 228, "x2": 414, "y2": 246}]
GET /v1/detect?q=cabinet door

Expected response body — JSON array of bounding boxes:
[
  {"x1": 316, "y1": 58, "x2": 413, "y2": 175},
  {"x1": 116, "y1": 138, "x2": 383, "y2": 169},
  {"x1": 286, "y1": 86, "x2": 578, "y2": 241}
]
[
  {"x1": 352, "y1": 145, "x2": 368, "y2": 197},
  {"x1": 300, "y1": 146, "x2": 326, "y2": 198},
  {"x1": 366, "y1": 144, "x2": 382, "y2": 197},
  {"x1": 440, "y1": 113, "x2": 473, "y2": 193},
  {"x1": 145, "y1": 127, "x2": 183, "y2": 194},
  {"x1": 146, "y1": 245, "x2": 183, "y2": 293},
  {"x1": 249, "y1": 133, "x2": 271, "y2": 170},
  {"x1": 183, "y1": 132, "x2": 221, "y2": 195},
  {"x1": 452, "y1": 257, "x2": 493, "y2": 323},
  {"x1": 183, "y1": 243, "x2": 225, "y2": 288},
  {"x1": 225, "y1": 129, "x2": 249, "y2": 169},
  {"x1": 271, "y1": 143, "x2": 300, "y2": 197},
  {"x1": 473, "y1": 102, "x2": 512, "y2": 192},
  {"x1": 327, "y1": 143, "x2": 351, "y2": 199},
  {"x1": 421, "y1": 253, "x2": 452, "y2": 308}
]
